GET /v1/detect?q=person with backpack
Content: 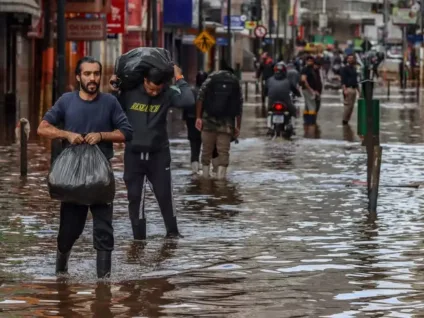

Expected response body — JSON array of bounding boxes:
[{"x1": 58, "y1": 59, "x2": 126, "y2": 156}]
[
  {"x1": 184, "y1": 71, "x2": 218, "y2": 174},
  {"x1": 195, "y1": 62, "x2": 243, "y2": 180}
]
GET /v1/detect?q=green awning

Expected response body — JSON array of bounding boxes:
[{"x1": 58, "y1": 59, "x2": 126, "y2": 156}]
[{"x1": 0, "y1": 0, "x2": 40, "y2": 17}]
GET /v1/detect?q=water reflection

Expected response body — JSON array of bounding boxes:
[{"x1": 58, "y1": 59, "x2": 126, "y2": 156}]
[
  {"x1": 343, "y1": 124, "x2": 355, "y2": 142},
  {"x1": 303, "y1": 124, "x2": 321, "y2": 139}
]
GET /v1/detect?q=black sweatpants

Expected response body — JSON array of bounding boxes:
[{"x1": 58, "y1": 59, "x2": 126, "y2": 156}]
[
  {"x1": 186, "y1": 118, "x2": 218, "y2": 163},
  {"x1": 124, "y1": 147, "x2": 178, "y2": 235},
  {"x1": 57, "y1": 202, "x2": 114, "y2": 254}
]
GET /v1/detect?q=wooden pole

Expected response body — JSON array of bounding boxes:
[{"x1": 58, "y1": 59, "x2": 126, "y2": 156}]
[{"x1": 369, "y1": 145, "x2": 382, "y2": 216}]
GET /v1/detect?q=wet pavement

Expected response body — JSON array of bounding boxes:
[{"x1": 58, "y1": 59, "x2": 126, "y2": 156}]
[{"x1": 2, "y1": 87, "x2": 424, "y2": 317}]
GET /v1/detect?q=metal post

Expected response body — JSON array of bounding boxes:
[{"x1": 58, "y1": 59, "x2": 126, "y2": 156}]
[
  {"x1": 275, "y1": 0, "x2": 280, "y2": 58},
  {"x1": 268, "y1": 0, "x2": 273, "y2": 54},
  {"x1": 20, "y1": 119, "x2": 28, "y2": 177},
  {"x1": 383, "y1": 0, "x2": 388, "y2": 46},
  {"x1": 227, "y1": 0, "x2": 232, "y2": 67},
  {"x1": 198, "y1": 0, "x2": 204, "y2": 70},
  {"x1": 152, "y1": 0, "x2": 158, "y2": 47},
  {"x1": 57, "y1": 0, "x2": 66, "y2": 98},
  {"x1": 402, "y1": 26, "x2": 407, "y2": 90}
]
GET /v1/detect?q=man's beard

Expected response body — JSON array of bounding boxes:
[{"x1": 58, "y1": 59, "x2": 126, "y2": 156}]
[{"x1": 80, "y1": 81, "x2": 100, "y2": 95}]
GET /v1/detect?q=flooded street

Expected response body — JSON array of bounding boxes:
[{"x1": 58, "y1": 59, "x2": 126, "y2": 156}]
[{"x1": 2, "y1": 87, "x2": 424, "y2": 317}]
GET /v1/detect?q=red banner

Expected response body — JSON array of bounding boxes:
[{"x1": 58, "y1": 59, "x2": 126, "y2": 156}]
[
  {"x1": 107, "y1": 0, "x2": 125, "y2": 34},
  {"x1": 128, "y1": 0, "x2": 146, "y2": 27}
]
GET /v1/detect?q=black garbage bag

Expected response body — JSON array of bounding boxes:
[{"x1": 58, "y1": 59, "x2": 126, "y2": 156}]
[
  {"x1": 115, "y1": 47, "x2": 174, "y2": 90},
  {"x1": 48, "y1": 144, "x2": 115, "y2": 206}
]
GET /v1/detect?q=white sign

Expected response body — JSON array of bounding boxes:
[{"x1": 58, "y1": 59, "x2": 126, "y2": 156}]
[
  {"x1": 254, "y1": 25, "x2": 267, "y2": 38},
  {"x1": 319, "y1": 14, "x2": 328, "y2": 29}
]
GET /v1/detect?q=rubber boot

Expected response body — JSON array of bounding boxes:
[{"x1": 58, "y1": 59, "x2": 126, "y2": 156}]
[
  {"x1": 217, "y1": 166, "x2": 227, "y2": 180},
  {"x1": 55, "y1": 249, "x2": 71, "y2": 274},
  {"x1": 165, "y1": 216, "x2": 183, "y2": 238},
  {"x1": 97, "y1": 251, "x2": 112, "y2": 279},
  {"x1": 202, "y1": 165, "x2": 211, "y2": 178},
  {"x1": 211, "y1": 158, "x2": 219, "y2": 174},
  {"x1": 191, "y1": 161, "x2": 199, "y2": 174},
  {"x1": 131, "y1": 218, "x2": 146, "y2": 240}
]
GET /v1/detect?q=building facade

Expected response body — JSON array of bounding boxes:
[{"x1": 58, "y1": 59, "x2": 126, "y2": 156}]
[{"x1": 0, "y1": 1, "x2": 42, "y2": 145}]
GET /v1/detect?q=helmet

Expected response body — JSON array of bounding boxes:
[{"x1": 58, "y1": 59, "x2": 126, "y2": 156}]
[{"x1": 274, "y1": 62, "x2": 287, "y2": 75}]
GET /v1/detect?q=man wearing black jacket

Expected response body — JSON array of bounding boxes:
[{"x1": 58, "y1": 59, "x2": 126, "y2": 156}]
[{"x1": 111, "y1": 65, "x2": 194, "y2": 240}]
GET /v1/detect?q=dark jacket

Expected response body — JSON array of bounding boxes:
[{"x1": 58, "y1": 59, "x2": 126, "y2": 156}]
[
  {"x1": 119, "y1": 79, "x2": 194, "y2": 153},
  {"x1": 183, "y1": 86, "x2": 198, "y2": 120},
  {"x1": 266, "y1": 75, "x2": 301, "y2": 116},
  {"x1": 341, "y1": 65, "x2": 359, "y2": 88},
  {"x1": 256, "y1": 57, "x2": 274, "y2": 81}
]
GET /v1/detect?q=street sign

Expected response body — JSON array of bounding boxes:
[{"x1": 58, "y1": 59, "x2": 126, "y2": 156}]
[
  {"x1": 216, "y1": 37, "x2": 228, "y2": 46},
  {"x1": 194, "y1": 31, "x2": 216, "y2": 53},
  {"x1": 254, "y1": 25, "x2": 267, "y2": 38},
  {"x1": 319, "y1": 14, "x2": 327, "y2": 29},
  {"x1": 245, "y1": 21, "x2": 257, "y2": 29},
  {"x1": 223, "y1": 15, "x2": 245, "y2": 30}
]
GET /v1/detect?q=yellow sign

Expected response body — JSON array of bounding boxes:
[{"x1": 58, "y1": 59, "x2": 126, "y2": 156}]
[
  {"x1": 194, "y1": 31, "x2": 216, "y2": 53},
  {"x1": 245, "y1": 21, "x2": 257, "y2": 30}
]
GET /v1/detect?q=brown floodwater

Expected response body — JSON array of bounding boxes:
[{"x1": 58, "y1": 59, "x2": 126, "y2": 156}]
[{"x1": 2, "y1": 87, "x2": 424, "y2": 317}]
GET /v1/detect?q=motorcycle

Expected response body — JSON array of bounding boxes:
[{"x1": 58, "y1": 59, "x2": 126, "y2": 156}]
[{"x1": 268, "y1": 101, "x2": 294, "y2": 139}]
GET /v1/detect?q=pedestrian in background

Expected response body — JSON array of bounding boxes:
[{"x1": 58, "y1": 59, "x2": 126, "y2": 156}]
[
  {"x1": 341, "y1": 54, "x2": 360, "y2": 125},
  {"x1": 37, "y1": 56, "x2": 133, "y2": 278},
  {"x1": 313, "y1": 59, "x2": 323, "y2": 116},
  {"x1": 184, "y1": 71, "x2": 218, "y2": 174},
  {"x1": 300, "y1": 55, "x2": 320, "y2": 125},
  {"x1": 195, "y1": 61, "x2": 243, "y2": 179}
]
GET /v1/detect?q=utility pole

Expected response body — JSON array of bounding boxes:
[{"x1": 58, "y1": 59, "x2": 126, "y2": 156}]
[
  {"x1": 152, "y1": 0, "x2": 158, "y2": 46},
  {"x1": 52, "y1": 0, "x2": 66, "y2": 164},
  {"x1": 57, "y1": 0, "x2": 66, "y2": 99},
  {"x1": 227, "y1": 0, "x2": 232, "y2": 67},
  {"x1": 383, "y1": 0, "x2": 389, "y2": 46},
  {"x1": 268, "y1": 0, "x2": 273, "y2": 54},
  {"x1": 198, "y1": 0, "x2": 204, "y2": 71},
  {"x1": 275, "y1": 0, "x2": 280, "y2": 58}
]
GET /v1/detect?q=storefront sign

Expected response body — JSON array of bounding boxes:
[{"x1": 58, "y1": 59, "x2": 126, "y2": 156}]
[
  {"x1": 107, "y1": 0, "x2": 125, "y2": 33},
  {"x1": 55, "y1": 0, "x2": 112, "y2": 13},
  {"x1": 163, "y1": 0, "x2": 193, "y2": 26},
  {"x1": 66, "y1": 18, "x2": 107, "y2": 41}
]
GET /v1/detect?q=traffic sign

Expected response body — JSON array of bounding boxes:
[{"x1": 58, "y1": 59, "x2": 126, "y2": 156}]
[
  {"x1": 223, "y1": 15, "x2": 245, "y2": 30},
  {"x1": 254, "y1": 25, "x2": 267, "y2": 38},
  {"x1": 194, "y1": 31, "x2": 216, "y2": 53},
  {"x1": 245, "y1": 21, "x2": 257, "y2": 29}
]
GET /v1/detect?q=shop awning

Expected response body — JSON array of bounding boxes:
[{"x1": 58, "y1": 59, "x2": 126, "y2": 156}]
[{"x1": 0, "y1": 0, "x2": 41, "y2": 17}]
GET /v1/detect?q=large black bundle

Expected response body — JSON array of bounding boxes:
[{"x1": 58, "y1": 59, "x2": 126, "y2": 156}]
[
  {"x1": 115, "y1": 47, "x2": 174, "y2": 90},
  {"x1": 48, "y1": 144, "x2": 115, "y2": 206}
]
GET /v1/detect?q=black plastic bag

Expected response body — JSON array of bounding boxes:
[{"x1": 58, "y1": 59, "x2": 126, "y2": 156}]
[
  {"x1": 48, "y1": 144, "x2": 115, "y2": 206},
  {"x1": 114, "y1": 47, "x2": 174, "y2": 90}
]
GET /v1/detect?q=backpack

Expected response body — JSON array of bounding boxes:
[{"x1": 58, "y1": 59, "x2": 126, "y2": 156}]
[{"x1": 203, "y1": 73, "x2": 241, "y2": 118}]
